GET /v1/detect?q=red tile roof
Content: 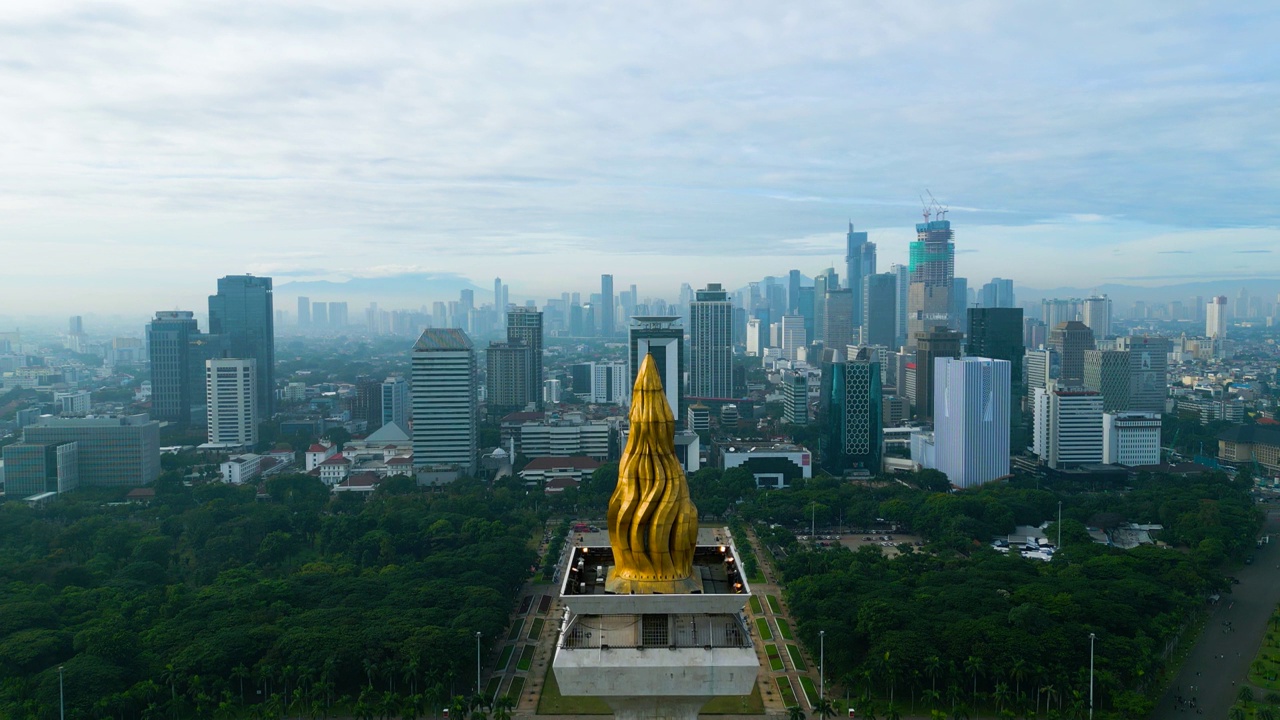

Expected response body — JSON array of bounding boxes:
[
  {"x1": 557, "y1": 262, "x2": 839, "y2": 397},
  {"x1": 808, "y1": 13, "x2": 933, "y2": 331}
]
[
  {"x1": 307, "y1": 444, "x2": 330, "y2": 453},
  {"x1": 319, "y1": 454, "x2": 349, "y2": 466}
]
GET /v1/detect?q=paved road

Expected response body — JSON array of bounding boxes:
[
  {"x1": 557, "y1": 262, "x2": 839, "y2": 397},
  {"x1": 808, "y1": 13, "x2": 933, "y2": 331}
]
[{"x1": 1151, "y1": 508, "x2": 1280, "y2": 720}]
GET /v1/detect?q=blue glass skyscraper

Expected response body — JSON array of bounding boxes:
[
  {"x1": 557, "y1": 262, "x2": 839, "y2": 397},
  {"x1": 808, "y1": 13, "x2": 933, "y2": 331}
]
[{"x1": 208, "y1": 275, "x2": 275, "y2": 416}]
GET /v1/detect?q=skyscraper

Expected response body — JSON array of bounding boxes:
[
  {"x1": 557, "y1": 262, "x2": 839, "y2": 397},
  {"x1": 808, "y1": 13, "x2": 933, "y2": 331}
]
[
  {"x1": 148, "y1": 311, "x2": 207, "y2": 424},
  {"x1": 494, "y1": 277, "x2": 505, "y2": 326},
  {"x1": 297, "y1": 296, "x2": 311, "y2": 326},
  {"x1": 967, "y1": 308, "x2": 1025, "y2": 405},
  {"x1": 845, "y1": 223, "x2": 870, "y2": 328},
  {"x1": 812, "y1": 268, "x2": 837, "y2": 344},
  {"x1": 822, "y1": 288, "x2": 855, "y2": 350},
  {"x1": 1082, "y1": 295, "x2": 1113, "y2": 340},
  {"x1": 906, "y1": 219, "x2": 955, "y2": 346},
  {"x1": 912, "y1": 326, "x2": 963, "y2": 422},
  {"x1": 600, "y1": 274, "x2": 615, "y2": 337},
  {"x1": 862, "y1": 273, "x2": 898, "y2": 349},
  {"x1": 411, "y1": 329, "x2": 477, "y2": 476},
  {"x1": 787, "y1": 269, "x2": 801, "y2": 314},
  {"x1": 891, "y1": 263, "x2": 909, "y2": 348},
  {"x1": 1034, "y1": 385, "x2": 1103, "y2": 469},
  {"x1": 1207, "y1": 296, "x2": 1228, "y2": 339},
  {"x1": 1082, "y1": 350, "x2": 1130, "y2": 413},
  {"x1": 934, "y1": 357, "x2": 1010, "y2": 488},
  {"x1": 780, "y1": 315, "x2": 806, "y2": 362},
  {"x1": 328, "y1": 301, "x2": 348, "y2": 328},
  {"x1": 782, "y1": 371, "x2": 808, "y2": 425},
  {"x1": 629, "y1": 316, "x2": 684, "y2": 424},
  {"x1": 823, "y1": 348, "x2": 882, "y2": 476},
  {"x1": 486, "y1": 342, "x2": 533, "y2": 413},
  {"x1": 506, "y1": 307, "x2": 545, "y2": 410},
  {"x1": 978, "y1": 278, "x2": 1015, "y2": 308},
  {"x1": 206, "y1": 358, "x2": 258, "y2": 447},
  {"x1": 1115, "y1": 335, "x2": 1171, "y2": 415},
  {"x1": 208, "y1": 275, "x2": 275, "y2": 416},
  {"x1": 1047, "y1": 321, "x2": 1095, "y2": 385},
  {"x1": 689, "y1": 284, "x2": 734, "y2": 399},
  {"x1": 950, "y1": 277, "x2": 968, "y2": 333}
]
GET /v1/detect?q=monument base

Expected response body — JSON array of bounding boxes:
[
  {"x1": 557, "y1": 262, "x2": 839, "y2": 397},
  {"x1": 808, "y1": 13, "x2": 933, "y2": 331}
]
[
  {"x1": 606, "y1": 696, "x2": 707, "y2": 720},
  {"x1": 606, "y1": 567, "x2": 704, "y2": 595}
]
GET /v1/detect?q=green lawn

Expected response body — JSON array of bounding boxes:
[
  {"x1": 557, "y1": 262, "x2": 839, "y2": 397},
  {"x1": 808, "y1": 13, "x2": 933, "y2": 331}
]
[
  {"x1": 508, "y1": 621, "x2": 525, "y2": 641},
  {"x1": 777, "y1": 676, "x2": 799, "y2": 707},
  {"x1": 528, "y1": 617, "x2": 545, "y2": 641},
  {"x1": 798, "y1": 676, "x2": 819, "y2": 707},
  {"x1": 507, "y1": 676, "x2": 525, "y2": 702},
  {"x1": 765, "y1": 643, "x2": 784, "y2": 672},
  {"x1": 1249, "y1": 620, "x2": 1280, "y2": 691},
  {"x1": 516, "y1": 645, "x2": 535, "y2": 672},
  {"x1": 484, "y1": 676, "x2": 501, "y2": 701},
  {"x1": 497, "y1": 645, "x2": 514, "y2": 671},
  {"x1": 749, "y1": 595, "x2": 764, "y2": 615},
  {"x1": 756, "y1": 617, "x2": 773, "y2": 641},
  {"x1": 537, "y1": 661, "x2": 763, "y2": 715},
  {"x1": 767, "y1": 595, "x2": 782, "y2": 613},
  {"x1": 786, "y1": 644, "x2": 807, "y2": 671},
  {"x1": 776, "y1": 618, "x2": 795, "y2": 640}
]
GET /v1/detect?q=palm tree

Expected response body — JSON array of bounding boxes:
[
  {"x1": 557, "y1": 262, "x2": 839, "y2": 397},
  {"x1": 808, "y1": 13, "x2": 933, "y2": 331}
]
[
  {"x1": 816, "y1": 698, "x2": 836, "y2": 720},
  {"x1": 884, "y1": 704, "x2": 902, "y2": 720},
  {"x1": 788, "y1": 705, "x2": 807, "y2": 720},
  {"x1": 951, "y1": 703, "x2": 971, "y2": 720},
  {"x1": 492, "y1": 694, "x2": 516, "y2": 720},
  {"x1": 1241, "y1": 686, "x2": 1257, "y2": 703},
  {"x1": 993, "y1": 682, "x2": 1010, "y2": 714},
  {"x1": 1268, "y1": 691, "x2": 1280, "y2": 705},
  {"x1": 963, "y1": 655, "x2": 983, "y2": 704},
  {"x1": 363, "y1": 659, "x2": 379, "y2": 689},
  {"x1": 925, "y1": 656, "x2": 942, "y2": 696},
  {"x1": 1010, "y1": 658, "x2": 1027, "y2": 702},
  {"x1": 922, "y1": 689, "x2": 941, "y2": 710},
  {"x1": 1230, "y1": 704, "x2": 1248, "y2": 720},
  {"x1": 1038, "y1": 684, "x2": 1055, "y2": 717},
  {"x1": 233, "y1": 664, "x2": 251, "y2": 705},
  {"x1": 1259, "y1": 706, "x2": 1277, "y2": 720}
]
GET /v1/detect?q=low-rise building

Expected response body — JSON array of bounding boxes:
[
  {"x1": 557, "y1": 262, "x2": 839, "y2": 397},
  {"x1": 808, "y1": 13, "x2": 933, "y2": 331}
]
[
  {"x1": 519, "y1": 456, "x2": 603, "y2": 491},
  {"x1": 1102, "y1": 413, "x2": 1162, "y2": 467},
  {"x1": 1219, "y1": 425, "x2": 1280, "y2": 477},
  {"x1": 721, "y1": 442, "x2": 812, "y2": 489},
  {"x1": 221, "y1": 454, "x2": 263, "y2": 485}
]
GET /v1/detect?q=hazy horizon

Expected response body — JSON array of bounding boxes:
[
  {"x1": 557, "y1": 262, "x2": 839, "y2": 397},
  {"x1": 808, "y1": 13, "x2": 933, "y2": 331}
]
[{"x1": 2, "y1": 2, "x2": 1278, "y2": 315}]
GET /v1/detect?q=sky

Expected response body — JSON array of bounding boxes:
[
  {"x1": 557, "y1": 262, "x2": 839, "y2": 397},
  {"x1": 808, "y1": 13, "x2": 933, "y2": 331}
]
[{"x1": 1, "y1": 1, "x2": 1278, "y2": 316}]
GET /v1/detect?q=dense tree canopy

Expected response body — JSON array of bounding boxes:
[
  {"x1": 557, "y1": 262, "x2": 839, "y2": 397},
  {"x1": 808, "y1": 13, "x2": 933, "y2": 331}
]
[{"x1": 0, "y1": 474, "x2": 538, "y2": 719}]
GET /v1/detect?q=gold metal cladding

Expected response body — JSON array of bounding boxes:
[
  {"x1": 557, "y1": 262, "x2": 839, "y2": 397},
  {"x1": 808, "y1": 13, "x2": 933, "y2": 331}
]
[{"x1": 606, "y1": 353, "x2": 701, "y2": 594}]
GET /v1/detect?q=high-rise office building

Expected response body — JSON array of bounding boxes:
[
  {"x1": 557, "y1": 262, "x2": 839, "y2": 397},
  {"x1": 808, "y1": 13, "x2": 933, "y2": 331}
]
[
  {"x1": 1082, "y1": 350, "x2": 1130, "y2": 413},
  {"x1": 1034, "y1": 385, "x2": 1103, "y2": 469},
  {"x1": 689, "y1": 284, "x2": 733, "y2": 399},
  {"x1": 1047, "y1": 321, "x2": 1095, "y2": 385},
  {"x1": 297, "y1": 297, "x2": 311, "y2": 326},
  {"x1": 891, "y1": 263, "x2": 909, "y2": 349},
  {"x1": 590, "y1": 362, "x2": 630, "y2": 405},
  {"x1": 208, "y1": 275, "x2": 275, "y2": 416},
  {"x1": 780, "y1": 315, "x2": 806, "y2": 362},
  {"x1": 1041, "y1": 299, "x2": 1080, "y2": 330},
  {"x1": 411, "y1": 329, "x2": 477, "y2": 476},
  {"x1": 822, "y1": 348, "x2": 882, "y2": 476},
  {"x1": 746, "y1": 318, "x2": 765, "y2": 357},
  {"x1": 148, "y1": 311, "x2": 209, "y2": 424},
  {"x1": 822, "y1": 288, "x2": 855, "y2": 350},
  {"x1": 1024, "y1": 348, "x2": 1056, "y2": 408},
  {"x1": 967, "y1": 308, "x2": 1025, "y2": 405},
  {"x1": 1023, "y1": 318, "x2": 1047, "y2": 350},
  {"x1": 912, "y1": 326, "x2": 963, "y2": 422},
  {"x1": 812, "y1": 268, "x2": 837, "y2": 344},
  {"x1": 628, "y1": 316, "x2": 684, "y2": 424},
  {"x1": 846, "y1": 223, "x2": 870, "y2": 327},
  {"x1": 782, "y1": 371, "x2": 809, "y2": 425},
  {"x1": 1115, "y1": 335, "x2": 1171, "y2": 414},
  {"x1": 934, "y1": 357, "x2": 1010, "y2": 488},
  {"x1": 381, "y1": 377, "x2": 410, "y2": 429},
  {"x1": 1207, "y1": 296, "x2": 1229, "y2": 339},
  {"x1": 798, "y1": 286, "x2": 815, "y2": 343},
  {"x1": 978, "y1": 278, "x2": 1015, "y2": 308},
  {"x1": 787, "y1": 269, "x2": 801, "y2": 314},
  {"x1": 69, "y1": 316, "x2": 84, "y2": 336},
  {"x1": 506, "y1": 307, "x2": 545, "y2": 410},
  {"x1": 494, "y1": 277, "x2": 505, "y2": 326},
  {"x1": 862, "y1": 273, "x2": 898, "y2": 349},
  {"x1": 907, "y1": 220, "x2": 955, "y2": 346},
  {"x1": 1082, "y1": 295, "x2": 1113, "y2": 340},
  {"x1": 950, "y1": 277, "x2": 968, "y2": 333},
  {"x1": 600, "y1": 274, "x2": 615, "y2": 337},
  {"x1": 486, "y1": 342, "x2": 533, "y2": 413},
  {"x1": 206, "y1": 358, "x2": 258, "y2": 447},
  {"x1": 23, "y1": 415, "x2": 160, "y2": 487}
]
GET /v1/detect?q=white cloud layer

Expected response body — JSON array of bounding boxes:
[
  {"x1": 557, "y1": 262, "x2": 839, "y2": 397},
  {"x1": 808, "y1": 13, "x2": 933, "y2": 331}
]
[{"x1": 0, "y1": 1, "x2": 1277, "y2": 313}]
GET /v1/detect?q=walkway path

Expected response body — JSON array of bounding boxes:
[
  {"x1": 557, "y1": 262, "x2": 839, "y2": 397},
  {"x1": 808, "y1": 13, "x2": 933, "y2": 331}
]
[{"x1": 1150, "y1": 508, "x2": 1280, "y2": 720}]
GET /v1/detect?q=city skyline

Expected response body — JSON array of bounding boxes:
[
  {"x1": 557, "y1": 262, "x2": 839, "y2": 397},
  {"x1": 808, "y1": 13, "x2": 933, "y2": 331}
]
[{"x1": 1, "y1": 3, "x2": 1277, "y2": 314}]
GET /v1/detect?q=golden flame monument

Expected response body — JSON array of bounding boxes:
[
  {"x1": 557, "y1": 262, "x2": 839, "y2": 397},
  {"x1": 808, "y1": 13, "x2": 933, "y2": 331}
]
[{"x1": 552, "y1": 354, "x2": 759, "y2": 720}]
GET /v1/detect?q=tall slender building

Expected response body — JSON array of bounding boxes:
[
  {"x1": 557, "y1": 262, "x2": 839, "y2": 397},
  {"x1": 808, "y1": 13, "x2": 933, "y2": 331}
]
[
  {"x1": 950, "y1": 277, "x2": 968, "y2": 333},
  {"x1": 206, "y1": 358, "x2": 258, "y2": 447},
  {"x1": 934, "y1": 357, "x2": 1010, "y2": 488},
  {"x1": 967, "y1": 308, "x2": 1025, "y2": 405},
  {"x1": 411, "y1": 329, "x2": 477, "y2": 477},
  {"x1": 690, "y1": 284, "x2": 734, "y2": 398},
  {"x1": 1207, "y1": 296, "x2": 1228, "y2": 339},
  {"x1": 1082, "y1": 295, "x2": 1113, "y2": 340},
  {"x1": 208, "y1": 275, "x2": 275, "y2": 416},
  {"x1": 907, "y1": 220, "x2": 955, "y2": 346},
  {"x1": 913, "y1": 326, "x2": 963, "y2": 422},
  {"x1": 1047, "y1": 321, "x2": 1095, "y2": 385},
  {"x1": 823, "y1": 348, "x2": 883, "y2": 476},
  {"x1": 863, "y1": 273, "x2": 898, "y2": 349},
  {"x1": 297, "y1": 297, "x2": 311, "y2": 326},
  {"x1": 845, "y1": 223, "x2": 870, "y2": 329},
  {"x1": 600, "y1": 274, "x2": 615, "y2": 337},
  {"x1": 1116, "y1": 335, "x2": 1171, "y2": 414},
  {"x1": 506, "y1": 307, "x2": 545, "y2": 410},
  {"x1": 780, "y1": 315, "x2": 806, "y2": 362},
  {"x1": 891, "y1": 263, "x2": 909, "y2": 348},
  {"x1": 978, "y1": 279, "x2": 1015, "y2": 308},
  {"x1": 823, "y1": 288, "x2": 855, "y2": 350},
  {"x1": 787, "y1": 269, "x2": 801, "y2": 314},
  {"x1": 629, "y1": 316, "x2": 684, "y2": 424},
  {"x1": 148, "y1": 311, "x2": 205, "y2": 424},
  {"x1": 494, "y1": 277, "x2": 505, "y2": 326},
  {"x1": 486, "y1": 342, "x2": 533, "y2": 413}
]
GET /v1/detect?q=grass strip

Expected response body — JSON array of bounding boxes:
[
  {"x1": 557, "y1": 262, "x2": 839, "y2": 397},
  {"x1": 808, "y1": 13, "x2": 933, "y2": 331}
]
[
  {"x1": 528, "y1": 617, "x2": 545, "y2": 641},
  {"x1": 496, "y1": 645, "x2": 514, "y2": 671},
  {"x1": 749, "y1": 595, "x2": 763, "y2": 615},
  {"x1": 777, "y1": 618, "x2": 795, "y2": 640},
  {"x1": 798, "y1": 676, "x2": 819, "y2": 707},
  {"x1": 507, "y1": 621, "x2": 524, "y2": 641},
  {"x1": 786, "y1": 643, "x2": 807, "y2": 671},
  {"x1": 777, "y1": 677, "x2": 798, "y2": 707},
  {"x1": 756, "y1": 617, "x2": 774, "y2": 641},
  {"x1": 765, "y1": 643, "x2": 784, "y2": 672},
  {"x1": 515, "y1": 644, "x2": 535, "y2": 672},
  {"x1": 767, "y1": 595, "x2": 782, "y2": 613}
]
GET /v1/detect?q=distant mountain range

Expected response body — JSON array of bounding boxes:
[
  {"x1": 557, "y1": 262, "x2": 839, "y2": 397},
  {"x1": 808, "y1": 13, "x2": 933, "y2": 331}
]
[{"x1": 1015, "y1": 278, "x2": 1280, "y2": 306}]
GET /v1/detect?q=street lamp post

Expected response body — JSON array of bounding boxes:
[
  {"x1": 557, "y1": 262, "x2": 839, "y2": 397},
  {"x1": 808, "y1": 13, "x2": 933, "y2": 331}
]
[
  {"x1": 819, "y1": 630, "x2": 826, "y2": 701},
  {"x1": 58, "y1": 666, "x2": 65, "y2": 720},
  {"x1": 475, "y1": 632, "x2": 483, "y2": 698},
  {"x1": 1057, "y1": 501, "x2": 1062, "y2": 549},
  {"x1": 1089, "y1": 633, "x2": 1096, "y2": 720}
]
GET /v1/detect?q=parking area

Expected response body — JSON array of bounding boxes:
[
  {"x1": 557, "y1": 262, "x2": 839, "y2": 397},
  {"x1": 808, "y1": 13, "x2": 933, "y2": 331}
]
[{"x1": 796, "y1": 532, "x2": 926, "y2": 558}]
